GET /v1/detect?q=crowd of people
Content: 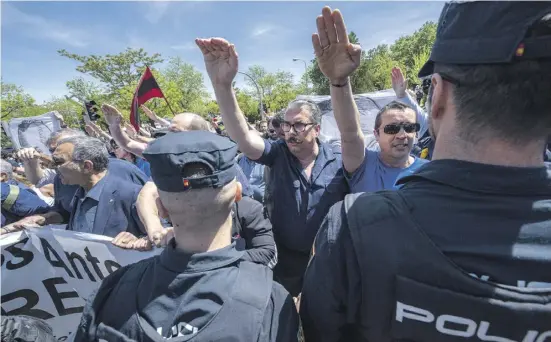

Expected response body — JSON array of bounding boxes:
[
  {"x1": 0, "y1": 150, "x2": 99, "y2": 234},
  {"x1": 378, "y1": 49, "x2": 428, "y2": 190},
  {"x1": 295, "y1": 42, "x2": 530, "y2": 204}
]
[{"x1": 2, "y1": 1, "x2": 551, "y2": 341}]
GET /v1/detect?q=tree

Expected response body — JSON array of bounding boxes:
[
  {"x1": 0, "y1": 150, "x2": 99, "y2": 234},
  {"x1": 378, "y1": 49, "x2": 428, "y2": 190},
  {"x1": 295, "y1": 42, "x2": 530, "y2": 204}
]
[
  {"x1": 234, "y1": 86, "x2": 261, "y2": 122},
  {"x1": 162, "y1": 57, "x2": 209, "y2": 115},
  {"x1": 390, "y1": 22, "x2": 437, "y2": 85},
  {"x1": 1, "y1": 83, "x2": 40, "y2": 120},
  {"x1": 58, "y1": 48, "x2": 163, "y2": 93},
  {"x1": 65, "y1": 77, "x2": 107, "y2": 103},
  {"x1": 242, "y1": 65, "x2": 299, "y2": 113},
  {"x1": 308, "y1": 31, "x2": 365, "y2": 95},
  {"x1": 205, "y1": 100, "x2": 220, "y2": 115}
]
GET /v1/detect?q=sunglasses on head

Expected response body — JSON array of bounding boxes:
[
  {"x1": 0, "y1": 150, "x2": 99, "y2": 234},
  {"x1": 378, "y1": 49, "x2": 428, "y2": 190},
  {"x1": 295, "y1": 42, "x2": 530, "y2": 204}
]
[{"x1": 382, "y1": 122, "x2": 420, "y2": 135}]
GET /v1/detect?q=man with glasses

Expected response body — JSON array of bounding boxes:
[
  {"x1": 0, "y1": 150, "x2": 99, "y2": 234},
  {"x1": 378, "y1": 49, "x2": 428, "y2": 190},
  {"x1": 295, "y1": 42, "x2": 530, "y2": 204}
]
[
  {"x1": 197, "y1": 37, "x2": 348, "y2": 296},
  {"x1": 347, "y1": 101, "x2": 428, "y2": 193}
]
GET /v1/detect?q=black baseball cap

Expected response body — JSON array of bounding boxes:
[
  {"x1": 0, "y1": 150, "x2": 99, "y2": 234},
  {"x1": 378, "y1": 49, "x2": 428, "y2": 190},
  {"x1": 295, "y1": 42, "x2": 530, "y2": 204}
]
[
  {"x1": 143, "y1": 130, "x2": 238, "y2": 192},
  {"x1": 419, "y1": 2, "x2": 551, "y2": 77}
]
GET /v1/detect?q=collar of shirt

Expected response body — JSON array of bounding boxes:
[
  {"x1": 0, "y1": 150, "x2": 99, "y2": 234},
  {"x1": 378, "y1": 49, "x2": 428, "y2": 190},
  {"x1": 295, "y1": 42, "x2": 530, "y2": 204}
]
[
  {"x1": 75, "y1": 175, "x2": 107, "y2": 202},
  {"x1": 286, "y1": 139, "x2": 339, "y2": 180},
  {"x1": 159, "y1": 239, "x2": 244, "y2": 273},
  {"x1": 397, "y1": 159, "x2": 551, "y2": 196}
]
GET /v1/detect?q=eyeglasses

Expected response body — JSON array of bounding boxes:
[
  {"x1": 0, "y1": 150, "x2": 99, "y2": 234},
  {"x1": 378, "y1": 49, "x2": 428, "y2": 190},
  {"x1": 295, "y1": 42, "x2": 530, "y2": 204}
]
[
  {"x1": 281, "y1": 122, "x2": 315, "y2": 133},
  {"x1": 382, "y1": 122, "x2": 420, "y2": 135}
]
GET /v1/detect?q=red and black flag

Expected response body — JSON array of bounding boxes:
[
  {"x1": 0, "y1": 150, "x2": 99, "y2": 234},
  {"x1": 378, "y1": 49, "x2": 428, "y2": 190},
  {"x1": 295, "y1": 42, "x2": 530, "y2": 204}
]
[{"x1": 130, "y1": 66, "x2": 165, "y2": 130}]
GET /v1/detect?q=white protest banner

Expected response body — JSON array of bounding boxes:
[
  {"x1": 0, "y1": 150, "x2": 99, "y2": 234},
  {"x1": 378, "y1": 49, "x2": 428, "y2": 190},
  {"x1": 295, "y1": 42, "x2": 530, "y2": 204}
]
[
  {"x1": 1, "y1": 111, "x2": 63, "y2": 153},
  {"x1": 1, "y1": 226, "x2": 162, "y2": 341}
]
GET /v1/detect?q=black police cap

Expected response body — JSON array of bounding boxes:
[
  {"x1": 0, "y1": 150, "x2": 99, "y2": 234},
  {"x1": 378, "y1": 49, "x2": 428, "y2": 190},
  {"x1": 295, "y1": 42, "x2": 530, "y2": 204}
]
[
  {"x1": 419, "y1": 1, "x2": 551, "y2": 77},
  {"x1": 143, "y1": 131, "x2": 238, "y2": 192}
]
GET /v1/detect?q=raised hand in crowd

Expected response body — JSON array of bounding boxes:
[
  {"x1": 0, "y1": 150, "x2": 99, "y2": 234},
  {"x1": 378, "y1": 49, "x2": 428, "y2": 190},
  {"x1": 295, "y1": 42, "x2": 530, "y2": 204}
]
[
  {"x1": 196, "y1": 37, "x2": 265, "y2": 160},
  {"x1": 391, "y1": 66, "x2": 407, "y2": 98},
  {"x1": 84, "y1": 124, "x2": 98, "y2": 138},
  {"x1": 140, "y1": 105, "x2": 171, "y2": 127},
  {"x1": 140, "y1": 105, "x2": 157, "y2": 121},
  {"x1": 102, "y1": 103, "x2": 123, "y2": 127},
  {"x1": 112, "y1": 231, "x2": 152, "y2": 251},
  {"x1": 315, "y1": 6, "x2": 365, "y2": 174},
  {"x1": 102, "y1": 103, "x2": 149, "y2": 158},
  {"x1": 314, "y1": 6, "x2": 361, "y2": 86},
  {"x1": 196, "y1": 37, "x2": 238, "y2": 87}
]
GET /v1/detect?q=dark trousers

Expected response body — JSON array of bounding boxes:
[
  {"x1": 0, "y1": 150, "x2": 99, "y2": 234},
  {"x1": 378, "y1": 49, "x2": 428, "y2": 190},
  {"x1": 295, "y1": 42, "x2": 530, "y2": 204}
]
[{"x1": 273, "y1": 243, "x2": 310, "y2": 297}]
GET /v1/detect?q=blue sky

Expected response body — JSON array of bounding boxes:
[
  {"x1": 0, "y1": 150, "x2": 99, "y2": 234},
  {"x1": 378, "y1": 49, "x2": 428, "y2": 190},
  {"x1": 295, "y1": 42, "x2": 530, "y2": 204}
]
[{"x1": 1, "y1": 1, "x2": 444, "y2": 104}]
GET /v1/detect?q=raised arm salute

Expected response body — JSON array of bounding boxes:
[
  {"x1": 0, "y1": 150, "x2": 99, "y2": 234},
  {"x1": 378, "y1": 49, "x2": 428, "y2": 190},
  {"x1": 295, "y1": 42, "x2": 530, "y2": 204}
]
[
  {"x1": 314, "y1": 7, "x2": 365, "y2": 174},
  {"x1": 195, "y1": 38, "x2": 265, "y2": 160}
]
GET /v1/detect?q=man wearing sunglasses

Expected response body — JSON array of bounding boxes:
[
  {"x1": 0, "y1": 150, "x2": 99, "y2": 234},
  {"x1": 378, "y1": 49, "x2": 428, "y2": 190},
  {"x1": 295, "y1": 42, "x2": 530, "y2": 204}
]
[{"x1": 301, "y1": 2, "x2": 551, "y2": 341}]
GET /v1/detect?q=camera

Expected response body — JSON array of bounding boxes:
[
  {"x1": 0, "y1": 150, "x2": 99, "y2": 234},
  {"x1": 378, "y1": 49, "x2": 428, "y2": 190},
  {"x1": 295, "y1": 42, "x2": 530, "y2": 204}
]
[{"x1": 84, "y1": 100, "x2": 100, "y2": 121}]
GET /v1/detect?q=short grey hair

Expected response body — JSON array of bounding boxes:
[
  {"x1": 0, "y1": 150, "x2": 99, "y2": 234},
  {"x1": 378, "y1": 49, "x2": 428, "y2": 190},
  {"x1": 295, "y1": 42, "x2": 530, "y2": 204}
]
[
  {"x1": 0, "y1": 159, "x2": 13, "y2": 179},
  {"x1": 46, "y1": 128, "x2": 86, "y2": 147},
  {"x1": 285, "y1": 100, "x2": 322, "y2": 125},
  {"x1": 57, "y1": 136, "x2": 110, "y2": 172}
]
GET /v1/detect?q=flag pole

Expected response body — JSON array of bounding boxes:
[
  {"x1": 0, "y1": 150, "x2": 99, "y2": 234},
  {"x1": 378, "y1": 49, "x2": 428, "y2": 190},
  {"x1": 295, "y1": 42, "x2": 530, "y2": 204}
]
[{"x1": 163, "y1": 97, "x2": 176, "y2": 116}]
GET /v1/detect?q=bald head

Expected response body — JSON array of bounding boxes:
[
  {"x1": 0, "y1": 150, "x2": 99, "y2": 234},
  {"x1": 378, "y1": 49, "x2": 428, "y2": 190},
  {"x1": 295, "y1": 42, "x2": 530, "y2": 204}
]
[{"x1": 169, "y1": 113, "x2": 212, "y2": 132}]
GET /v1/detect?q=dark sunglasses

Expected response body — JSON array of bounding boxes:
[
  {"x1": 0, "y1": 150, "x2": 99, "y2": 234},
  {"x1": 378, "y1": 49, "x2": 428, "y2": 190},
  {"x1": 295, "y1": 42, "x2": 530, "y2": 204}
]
[
  {"x1": 271, "y1": 121, "x2": 281, "y2": 128},
  {"x1": 269, "y1": 129, "x2": 276, "y2": 133},
  {"x1": 382, "y1": 122, "x2": 420, "y2": 135}
]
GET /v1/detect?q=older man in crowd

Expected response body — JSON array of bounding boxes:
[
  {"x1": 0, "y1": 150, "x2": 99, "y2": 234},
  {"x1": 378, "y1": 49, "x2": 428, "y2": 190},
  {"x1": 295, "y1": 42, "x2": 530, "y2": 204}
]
[
  {"x1": 10, "y1": 128, "x2": 148, "y2": 230},
  {"x1": 52, "y1": 136, "x2": 146, "y2": 238}
]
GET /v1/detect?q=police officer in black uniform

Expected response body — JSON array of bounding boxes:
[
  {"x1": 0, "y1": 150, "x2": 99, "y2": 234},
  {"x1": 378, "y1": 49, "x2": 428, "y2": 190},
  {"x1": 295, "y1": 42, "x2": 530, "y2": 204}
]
[
  {"x1": 300, "y1": 2, "x2": 551, "y2": 341},
  {"x1": 74, "y1": 131, "x2": 298, "y2": 342}
]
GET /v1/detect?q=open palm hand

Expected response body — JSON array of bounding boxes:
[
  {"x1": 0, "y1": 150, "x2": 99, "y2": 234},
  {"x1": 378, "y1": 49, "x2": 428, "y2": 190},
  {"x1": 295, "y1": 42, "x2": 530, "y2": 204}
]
[
  {"x1": 313, "y1": 7, "x2": 361, "y2": 84},
  {"x1": 196, "y1": 38, "x2": 238, "y2": 87}
]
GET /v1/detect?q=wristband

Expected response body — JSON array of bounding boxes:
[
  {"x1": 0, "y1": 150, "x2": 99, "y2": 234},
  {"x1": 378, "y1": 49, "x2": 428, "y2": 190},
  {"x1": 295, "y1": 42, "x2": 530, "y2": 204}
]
[{"x1": 331, "y1": 79, "x2": 349, "y2": 88}]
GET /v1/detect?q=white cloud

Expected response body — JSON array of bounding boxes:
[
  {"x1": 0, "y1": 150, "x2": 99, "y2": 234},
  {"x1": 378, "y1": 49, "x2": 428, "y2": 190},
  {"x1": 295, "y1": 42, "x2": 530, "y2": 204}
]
[
  {"x1": 2, "y1": 3, "x2": 90, "y2": 48},
  {"x1": 251, "y1": 25, "x2": 275, "y2": 38},
  {"x1": 144, "y1": 1, "x2": 170, "y2": 24}
]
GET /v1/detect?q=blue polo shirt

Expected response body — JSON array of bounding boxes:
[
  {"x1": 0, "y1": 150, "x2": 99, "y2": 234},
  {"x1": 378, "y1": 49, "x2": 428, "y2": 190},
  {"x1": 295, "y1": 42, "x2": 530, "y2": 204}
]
[
  {"x1": 134, "y1": 157, "x2": 151, "y2": 178},
  {"x1": 71, "y1": 177, "x2": 107, "y2": 233},
  {"x1": 254, "y1": 139, "x2": 348, "y2": 252},
  {"x1": 347, "y1": 149, "x2": 428, "y2": 193}
]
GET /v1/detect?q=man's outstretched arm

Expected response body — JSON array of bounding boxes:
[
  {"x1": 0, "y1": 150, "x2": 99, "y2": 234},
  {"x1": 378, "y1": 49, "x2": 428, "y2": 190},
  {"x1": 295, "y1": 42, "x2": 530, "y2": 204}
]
[{"x1": 196, "y1": 38, "x2": 265, "y2": 161}]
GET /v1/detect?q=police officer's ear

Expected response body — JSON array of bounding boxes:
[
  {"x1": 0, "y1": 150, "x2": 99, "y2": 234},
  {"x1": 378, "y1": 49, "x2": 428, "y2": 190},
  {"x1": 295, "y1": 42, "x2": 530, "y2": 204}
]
[
  {"x1": 235, "y1": 181, "x2": 242, "y2": 203},
  {"x1": 428, "y1": 74, "x2": 447, "y2": 122}
]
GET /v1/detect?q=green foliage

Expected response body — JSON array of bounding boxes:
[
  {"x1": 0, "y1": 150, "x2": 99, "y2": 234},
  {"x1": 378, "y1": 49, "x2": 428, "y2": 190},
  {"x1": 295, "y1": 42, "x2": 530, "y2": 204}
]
[
  {"x1": 58, "y1": 48, "x2": 163, "y2": 93},
  {"x1": 239, "y1": 65, "x2": 305, "y2": 117}
]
